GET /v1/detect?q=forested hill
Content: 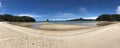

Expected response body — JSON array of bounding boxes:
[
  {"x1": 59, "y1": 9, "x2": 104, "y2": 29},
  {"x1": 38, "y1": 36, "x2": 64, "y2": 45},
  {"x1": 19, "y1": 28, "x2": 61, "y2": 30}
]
[
  {"x1": 96, "y1": 14, "x2": 120, "y2": 21},
  {"x1": 0, "y1": 14, "x2": 36, "y2": 22}
]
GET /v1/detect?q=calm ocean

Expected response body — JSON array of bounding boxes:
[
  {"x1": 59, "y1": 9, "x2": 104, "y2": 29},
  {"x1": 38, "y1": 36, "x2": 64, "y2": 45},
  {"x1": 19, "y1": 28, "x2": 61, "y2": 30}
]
[
  {"x1": 36, "y1": 21, "x2": 97, "y2": 26},
  {"x1": 28, "y1": 21, "x2": 97, "y2": 29},
  {"x1": 10, "y1": 21, "x2": 98, "y2": 29}
]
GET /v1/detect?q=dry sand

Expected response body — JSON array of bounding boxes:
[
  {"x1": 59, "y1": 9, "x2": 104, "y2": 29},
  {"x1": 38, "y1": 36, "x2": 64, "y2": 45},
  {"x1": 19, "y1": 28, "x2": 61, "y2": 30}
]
[{"x1": 0, "y1": 22, "x2": 120, "y2": 48}]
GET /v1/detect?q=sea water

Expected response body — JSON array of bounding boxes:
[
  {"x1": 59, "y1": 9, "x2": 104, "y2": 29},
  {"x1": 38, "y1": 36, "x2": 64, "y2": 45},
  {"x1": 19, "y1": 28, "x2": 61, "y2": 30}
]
[
  {"x1": 36, "y1": 21, "x2": 97, "y2": 26},
  {"x1": 10, "y1": 21, "x2": 98, "y2": 29},
  {"x1": 32, "y1": 21, "x2": 97, "y2": 29}
]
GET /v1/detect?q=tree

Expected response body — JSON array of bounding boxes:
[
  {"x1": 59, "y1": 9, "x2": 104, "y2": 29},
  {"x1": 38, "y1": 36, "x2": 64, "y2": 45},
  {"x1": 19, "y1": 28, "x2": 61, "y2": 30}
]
[
  {"x1": 112, "y1": 14, "x2": 120, "y2": 21},
  {"x1": 0, "y1": 14, "x2": 36, "y2": 22},
  {"x1": 96, "y1": 14, "x2": 115, "y2": 21},
  {"x1": 96, "y1": 14, "x2": 120, "y2": 21}
]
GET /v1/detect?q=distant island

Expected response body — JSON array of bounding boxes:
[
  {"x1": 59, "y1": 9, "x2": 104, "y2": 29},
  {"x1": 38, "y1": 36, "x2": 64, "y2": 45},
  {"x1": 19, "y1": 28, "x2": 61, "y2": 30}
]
[
  {"x1": 0, "y1": 14, "x2": 36, "y2": 22},
  {"x1": 46, "y1": 19, "x2": 50, "y2": 22},
  {"x1": 67, "y1": 18, "x2": 95, "y2": 21}
]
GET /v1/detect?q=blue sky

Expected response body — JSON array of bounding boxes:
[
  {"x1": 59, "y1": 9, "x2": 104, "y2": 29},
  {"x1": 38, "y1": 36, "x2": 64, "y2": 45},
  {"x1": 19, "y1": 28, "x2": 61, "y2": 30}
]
[{"x1": 0, "y1": 0, "x2": 120, "y2": 21}]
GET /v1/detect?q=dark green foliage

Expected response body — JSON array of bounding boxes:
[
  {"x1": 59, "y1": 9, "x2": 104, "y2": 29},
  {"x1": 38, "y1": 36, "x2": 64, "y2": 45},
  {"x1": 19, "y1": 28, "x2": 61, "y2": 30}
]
[
  {"x1": 96, "y1": 14, "x2": 120, "y2": 21},
  {"x1": 112, "y1": 14, "x2": 120, "y2": 21},
  {"x1": 0, "y1": 14, "x2": 36, "y2": 22},
  {"x1": 96, "y1": 14, "x2": 115, "y2": 21}
]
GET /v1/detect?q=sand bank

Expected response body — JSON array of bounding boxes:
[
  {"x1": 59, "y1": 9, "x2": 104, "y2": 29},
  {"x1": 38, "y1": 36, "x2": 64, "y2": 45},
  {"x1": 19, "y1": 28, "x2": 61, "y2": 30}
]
[{"x1": 0, "y1": 22, "x2": 120, "y2": 48}]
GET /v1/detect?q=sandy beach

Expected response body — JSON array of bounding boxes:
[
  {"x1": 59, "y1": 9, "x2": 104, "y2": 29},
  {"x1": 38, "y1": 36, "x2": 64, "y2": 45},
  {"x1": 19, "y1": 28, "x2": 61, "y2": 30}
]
[{"x1": 0, "y1": 22, "x2": 120, "y2": 48}]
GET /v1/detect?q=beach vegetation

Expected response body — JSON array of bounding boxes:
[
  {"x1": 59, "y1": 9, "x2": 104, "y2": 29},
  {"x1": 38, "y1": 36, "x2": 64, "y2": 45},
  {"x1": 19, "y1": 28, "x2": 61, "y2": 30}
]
[
  {"x1": 96, "y1": 14, "x2": 120, "y2": 21},
  {"x1": 0, "y1": 14, "x2": 36, "y2": 22}
]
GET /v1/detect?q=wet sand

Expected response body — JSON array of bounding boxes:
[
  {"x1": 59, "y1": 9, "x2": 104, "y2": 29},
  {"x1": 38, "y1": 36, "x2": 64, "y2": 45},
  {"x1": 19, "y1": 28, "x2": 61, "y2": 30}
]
[
  {"x1": 0, "y1": 22, "x2": 120, "y2": 48},
  {"x1": 40, "y1": 24, "x2": 94, "y2": 31}
]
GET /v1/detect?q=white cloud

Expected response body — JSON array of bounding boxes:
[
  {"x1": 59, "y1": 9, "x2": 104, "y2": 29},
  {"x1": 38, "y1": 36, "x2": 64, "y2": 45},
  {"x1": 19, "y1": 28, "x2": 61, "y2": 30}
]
[
  {"x1": 0, "y1": 2, "x2": 4, "y2": 14},
  {"x1": 79, "y1": 7, "x2": 87, "y2": 13},
  {"x1": 54, "y1": 12, "x2": 74, "y2": 17},
  {"x1": 18, "y1": 14, "x2": 42, "y2": 17},
  {"x1": 51, "y1": 18, "x2": 66, "y2": 21},
  {"x1": 79, "y1": 7, "x2": 94, "y2": 16},
  {"x1": 60, "y1": 13, "x2": 74, "y2": 17},
  {"x1": 116, "y1": 6, "x2": 120, "y2": 14},
  {"x1": 51, "y1": 18, "x2": 76, "y2": 21},
  {"x1": 84, "y1": 16, "x2": 97, "y2": 19},
  {"x1": 0, "y1": 2, "x2": 2, "y2": 7},
  {"x1": 51, "y1": 12, "x2": 75, "y2": 21}
]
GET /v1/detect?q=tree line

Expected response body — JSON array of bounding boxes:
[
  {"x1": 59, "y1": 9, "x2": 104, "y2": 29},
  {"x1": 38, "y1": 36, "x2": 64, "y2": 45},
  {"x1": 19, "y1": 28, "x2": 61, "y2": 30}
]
[
  {"x1": 96, "y1": 14, "x2": 120, "y2": 21},
  {"x1": 0, "y1": 14, "x2": 36, "y2": 22}
]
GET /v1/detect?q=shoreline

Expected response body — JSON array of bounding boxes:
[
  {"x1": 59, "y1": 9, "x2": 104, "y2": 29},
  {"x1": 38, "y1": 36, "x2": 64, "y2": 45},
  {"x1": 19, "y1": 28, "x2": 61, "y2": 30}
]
[
  {"x1": 1, "y1": 22, "x2": 120, "y2": 48},
  {"x1": 8, "y1": 21, "x2": 114, "y2": 30},
  {"x1": 8, "y1": 22, "x2": 96, "y2": 31},
  {"x1": 3, "y1": 22, "x2": 119, "y2": 36},
  {"x1": 8, "y1": 21, "x2": 117, "y2": 31}
]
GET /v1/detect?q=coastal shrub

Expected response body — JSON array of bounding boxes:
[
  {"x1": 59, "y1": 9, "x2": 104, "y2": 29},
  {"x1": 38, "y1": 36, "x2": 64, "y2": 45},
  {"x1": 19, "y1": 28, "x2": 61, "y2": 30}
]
[
  {"x1": 96, "y1": 14, "x2": 120, "y2": 21},
  {"x1": 0, "y1": 14, "x2": 36, "y2": 22}
]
